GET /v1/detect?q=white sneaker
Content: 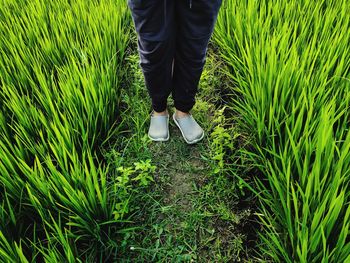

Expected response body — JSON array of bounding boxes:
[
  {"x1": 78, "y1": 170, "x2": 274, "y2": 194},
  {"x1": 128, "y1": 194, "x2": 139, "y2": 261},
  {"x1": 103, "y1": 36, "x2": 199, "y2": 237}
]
[
  {"x1": 173, "y1": 113, "x2": 204, "y2": 144},
  {"x1": 148, "y1": 111, "x2": 170, "y2": 141}
]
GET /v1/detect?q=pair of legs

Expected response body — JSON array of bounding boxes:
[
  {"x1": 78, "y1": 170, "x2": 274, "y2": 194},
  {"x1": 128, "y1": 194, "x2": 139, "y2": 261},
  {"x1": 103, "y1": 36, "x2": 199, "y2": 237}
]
[{"x1": 127, "y1": 0, "x2": 223, "y2": 117}]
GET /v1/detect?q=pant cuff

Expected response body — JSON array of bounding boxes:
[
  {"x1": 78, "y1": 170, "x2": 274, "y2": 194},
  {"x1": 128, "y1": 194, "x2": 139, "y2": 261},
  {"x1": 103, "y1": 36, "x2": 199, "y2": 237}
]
[
  {"x1": 174, "y1": 100, "x2": 195, "y2": 113},
  {"x1": 152, "y1": 100, "x2": 167, "y2": 112}
]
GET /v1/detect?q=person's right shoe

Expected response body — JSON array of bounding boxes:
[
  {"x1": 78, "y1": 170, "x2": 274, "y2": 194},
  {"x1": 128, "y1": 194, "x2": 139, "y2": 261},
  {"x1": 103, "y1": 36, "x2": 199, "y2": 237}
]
[
  {"x1": 148, "y1": 110, "x2": 170, "y2": 142},
  {"x1": 173, "y1": 112, "x2": 204, "y2": 144}
]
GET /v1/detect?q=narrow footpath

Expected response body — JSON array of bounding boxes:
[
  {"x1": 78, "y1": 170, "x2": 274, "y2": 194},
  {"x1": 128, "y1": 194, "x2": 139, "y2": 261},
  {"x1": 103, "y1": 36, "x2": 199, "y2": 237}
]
[{"x1": 114, "y1": 45, "x2": 258, "y2": 262}]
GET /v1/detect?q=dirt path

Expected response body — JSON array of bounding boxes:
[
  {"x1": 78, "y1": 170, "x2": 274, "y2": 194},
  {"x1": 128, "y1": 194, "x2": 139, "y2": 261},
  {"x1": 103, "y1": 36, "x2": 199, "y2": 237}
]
[
  {"x1": 150, "y1": 123, "x2": 210, "y2": 212},
  {"x1": 116, "y1": 46, "x2": 257, "y2": 262}
]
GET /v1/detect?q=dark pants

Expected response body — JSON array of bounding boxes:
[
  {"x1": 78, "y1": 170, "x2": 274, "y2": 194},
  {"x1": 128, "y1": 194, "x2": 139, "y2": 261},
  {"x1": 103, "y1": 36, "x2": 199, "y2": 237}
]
[{"x1": 127, "y1": 0, "x2": 222, "y2": 112}]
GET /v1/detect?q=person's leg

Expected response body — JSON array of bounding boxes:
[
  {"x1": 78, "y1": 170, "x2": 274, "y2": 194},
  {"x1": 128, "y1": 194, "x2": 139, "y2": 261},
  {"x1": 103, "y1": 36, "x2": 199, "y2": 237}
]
[
  {"x1": 127, "y1": 0, "x2": 175, "y2": 114},
  {"x1": 172, "y1": 0, "x2": 222, "y2": 114}
]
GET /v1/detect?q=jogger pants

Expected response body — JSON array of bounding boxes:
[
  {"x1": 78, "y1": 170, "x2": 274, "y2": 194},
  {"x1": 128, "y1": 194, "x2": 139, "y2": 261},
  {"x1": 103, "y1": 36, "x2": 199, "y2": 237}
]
[{"x1": 127, "y1": 0, "x2": 222, "y2": 112}]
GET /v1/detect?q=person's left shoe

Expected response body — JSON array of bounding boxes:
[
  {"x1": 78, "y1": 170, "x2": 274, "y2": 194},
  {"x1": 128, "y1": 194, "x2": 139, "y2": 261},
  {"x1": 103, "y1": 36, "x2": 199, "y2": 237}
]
[{"x1": 173, "y1": 112, "x2": 204, "y2": 144}]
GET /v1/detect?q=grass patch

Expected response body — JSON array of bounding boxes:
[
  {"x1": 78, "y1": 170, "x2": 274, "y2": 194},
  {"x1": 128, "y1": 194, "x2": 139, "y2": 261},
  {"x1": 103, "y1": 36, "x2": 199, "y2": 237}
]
[
  {"x1": 0, "y1": 0, "x2": 147, "y2": 261},
  {"x1": 214, "y1": 0, "x2": 350, "y2": 261}
]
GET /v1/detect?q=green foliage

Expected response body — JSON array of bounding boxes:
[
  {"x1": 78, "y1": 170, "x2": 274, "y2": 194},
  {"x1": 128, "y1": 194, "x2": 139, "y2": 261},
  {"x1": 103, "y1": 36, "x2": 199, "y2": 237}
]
[
  {"x1": 214, "y1": 0, "x2": 350, "y2": 262},
  {"x1": 0, "y1": 230, "x2": 29, "y2": 263},
  {"x1": 209, "y1": 106, "x2": 237, "y2": 175},
  {"x1": 114, "y1": 159, "x2": 156, "y2": 220},
  {"x1": 0, "y1": 0, "x2": 136, "y2": 261},
  {"x1": 132, "y1": 160, "x2": 156, "y2": 187}
]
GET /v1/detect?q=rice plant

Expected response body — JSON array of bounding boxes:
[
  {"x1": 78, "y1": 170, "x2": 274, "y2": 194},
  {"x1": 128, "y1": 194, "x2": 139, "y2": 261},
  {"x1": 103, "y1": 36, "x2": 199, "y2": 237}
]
[
  {"x1": 0, "y1": 0, "x2": 133, "y2": 261},
  {"x1": 214, "y1": 0, "x2": 350, "y2": 261}
]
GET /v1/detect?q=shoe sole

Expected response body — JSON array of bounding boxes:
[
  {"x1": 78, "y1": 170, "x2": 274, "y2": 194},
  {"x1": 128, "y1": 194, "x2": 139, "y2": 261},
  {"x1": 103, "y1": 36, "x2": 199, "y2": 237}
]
[
  {"x1": 148, "y1": 116, "x2": 170, "y2": 142},
  {"x1": 172, "y1": 113, "x2": 204, "y2": 145}
]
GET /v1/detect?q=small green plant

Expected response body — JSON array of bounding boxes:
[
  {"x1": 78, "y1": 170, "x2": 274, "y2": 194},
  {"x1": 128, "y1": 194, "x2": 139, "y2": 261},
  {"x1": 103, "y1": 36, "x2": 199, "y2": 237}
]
[
  {"x1": 114, "y1": 158, "x2": 156, "y2": 221},
  {"x1": 132, "y1": 159, "x2": 156, "y2": 186},
  {"x1": 117, "y1": 159, "x2": 156, "y2": 188},
  {"x1": 209, "y1": 106, "x2": 238, "y2": 174}
]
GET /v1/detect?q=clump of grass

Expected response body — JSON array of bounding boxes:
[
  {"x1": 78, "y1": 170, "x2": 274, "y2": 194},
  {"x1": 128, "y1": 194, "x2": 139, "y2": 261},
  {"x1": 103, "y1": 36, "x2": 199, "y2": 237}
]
[
  {"x1": 0, "y1": 0, "x2": 138, "y2": 261},
  {"x1": 214, "y1": 0, "x2": 350, "y2": 262}
]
